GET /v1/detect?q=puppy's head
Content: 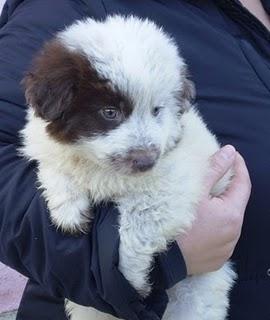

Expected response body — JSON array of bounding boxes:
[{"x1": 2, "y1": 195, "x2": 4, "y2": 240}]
[{"x1": 23, "y1": 16, "x2": 195, "y2": 175}]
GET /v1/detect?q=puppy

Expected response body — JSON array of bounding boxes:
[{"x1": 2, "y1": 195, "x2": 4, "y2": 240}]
[{"x1": 20, "y1": 16, "x2": 236, "y2": 320}]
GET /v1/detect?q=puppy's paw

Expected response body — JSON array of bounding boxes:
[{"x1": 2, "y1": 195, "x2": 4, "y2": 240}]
[
  {"x1": 49, "y1": 197, "x2": 92, "y2": 234},
  {"x1": 119, "y1": 250, "x2": 153, "y2": 297}
]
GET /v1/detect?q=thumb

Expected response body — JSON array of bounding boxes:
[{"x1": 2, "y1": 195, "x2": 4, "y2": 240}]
[
  {"x1": 220, "y1": 152, "x2": 251, "y2": 209},
  {"x1": 204, "y1": 145, "x2": 236, "y2": 195}
]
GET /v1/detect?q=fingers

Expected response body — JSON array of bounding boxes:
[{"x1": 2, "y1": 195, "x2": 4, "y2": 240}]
[
  {"x1": 221, "y1": 152, "x2": 252, "y2": 211},
  {"x1": 204, "y1": 145, "x2": 236, "y2": 194}
]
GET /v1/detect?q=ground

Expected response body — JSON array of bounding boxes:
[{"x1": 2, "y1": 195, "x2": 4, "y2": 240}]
[{"x1": 0, "y1": 312, "x2": 16, "y2": 320}]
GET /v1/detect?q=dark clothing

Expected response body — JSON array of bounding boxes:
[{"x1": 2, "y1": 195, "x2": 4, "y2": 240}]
[{"x1": 0, "y1": 0, "x2": 269, "y2": 319}]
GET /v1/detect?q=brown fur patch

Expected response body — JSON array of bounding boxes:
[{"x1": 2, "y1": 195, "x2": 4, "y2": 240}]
[{"x1": 23, "y1": 40, "x2": 133, "y2": 143}]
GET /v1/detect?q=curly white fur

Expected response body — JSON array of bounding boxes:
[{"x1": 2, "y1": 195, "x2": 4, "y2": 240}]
[{"x1": 20, "y1": 16, "x2": 236, "y2": 320}]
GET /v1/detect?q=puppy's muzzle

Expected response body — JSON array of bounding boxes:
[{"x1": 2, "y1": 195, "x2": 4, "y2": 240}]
[
  {"x1": 126, "y1": 150, "x2": 159, "y2": 172},
  {"x1": 125, "y1": 147, "x2": 160, "y2": 173},
  {"x1": 113, "y1": 147, "x2": 160, "y2": 173}
]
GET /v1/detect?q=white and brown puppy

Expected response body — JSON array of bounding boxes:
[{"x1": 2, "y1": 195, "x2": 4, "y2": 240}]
[{"x1": 20, "y1": 16, "x2": 236, "y2": 320}]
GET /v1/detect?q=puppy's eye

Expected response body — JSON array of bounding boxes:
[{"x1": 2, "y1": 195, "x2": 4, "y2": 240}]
[
  {"x1": 152, "y1": 106, "x2": 163, "y2": 117},
  {"x1": 101, "y1": 107, "x2": 121, "y2": 120}
]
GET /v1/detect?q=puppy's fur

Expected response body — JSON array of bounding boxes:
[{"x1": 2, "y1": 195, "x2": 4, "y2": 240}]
[{"x1": 21, "y1": 16, "x2": 236, "y2": 320}]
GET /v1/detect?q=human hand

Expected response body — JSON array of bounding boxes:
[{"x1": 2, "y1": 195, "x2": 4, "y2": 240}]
[{"x1": 177, "y1": 145, "x2": 251, "y2": 276}]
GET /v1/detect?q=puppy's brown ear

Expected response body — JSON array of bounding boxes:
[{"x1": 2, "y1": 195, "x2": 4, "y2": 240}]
[{"x1": 22, "y1": 40, "x2": 87, "y2": 122}]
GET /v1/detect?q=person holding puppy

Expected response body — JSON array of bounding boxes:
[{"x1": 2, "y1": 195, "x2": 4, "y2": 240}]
[{"x1": 0, "y1": 0, "x2": 268, "y2": 319}]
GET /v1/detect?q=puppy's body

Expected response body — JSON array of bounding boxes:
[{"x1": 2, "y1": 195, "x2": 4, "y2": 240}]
[{"x1": 21, "y1": 16, "x2": 235, "y2": 320}]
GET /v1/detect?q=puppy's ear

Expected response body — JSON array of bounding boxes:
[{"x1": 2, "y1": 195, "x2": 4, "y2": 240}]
[
  {"x1": 182, "y1": 78, "x2": 195, "y2": 104},
  {"x1": 22, "y1": 40, "x2": 88, "y2": 122},
  {"x1": 179, "y1": 66, "x2": 196, "y2": 112}
]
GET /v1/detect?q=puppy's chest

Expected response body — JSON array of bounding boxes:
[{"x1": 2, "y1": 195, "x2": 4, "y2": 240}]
[
  {"x1": 87, "y1": 156, "x2": 197, "y2": 200},
  {"x1": 114, "y1": 159, "x2": 205, "y2": 228}
]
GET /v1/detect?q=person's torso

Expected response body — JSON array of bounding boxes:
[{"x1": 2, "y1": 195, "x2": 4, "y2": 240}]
[{"x1": 101, "y1": 0, "x2": 270, "y2": 318}]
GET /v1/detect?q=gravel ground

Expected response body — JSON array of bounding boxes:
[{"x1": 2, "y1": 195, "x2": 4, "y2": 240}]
[{"x1": 0, "y1": 312, "x2": 17, "y2": 320}]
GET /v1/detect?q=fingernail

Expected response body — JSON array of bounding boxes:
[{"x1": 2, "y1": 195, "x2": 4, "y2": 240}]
[{"x1": 219, "y1": 145, "x2": 236, "y2": 160}]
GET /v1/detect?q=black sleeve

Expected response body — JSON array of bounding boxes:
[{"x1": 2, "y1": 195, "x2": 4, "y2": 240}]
[
  {"x1": 0, "y1": 1, "x2": 186, "y2": 319},
  {"x1": 153, "y1": 242, "x2": 187, "y2": 290}
]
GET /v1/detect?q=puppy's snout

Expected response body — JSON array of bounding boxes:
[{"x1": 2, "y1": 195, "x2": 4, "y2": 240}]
[{"x1": 128, "y1": 148, "x2": 160, "y2": 172}]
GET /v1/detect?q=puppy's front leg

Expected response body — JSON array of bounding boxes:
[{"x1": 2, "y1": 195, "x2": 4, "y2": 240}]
[
  {"x1": 117, "y1": 194, "x2": 171, "y2": 297},
  {"x1": 38, "y1": 165, "x2": 91, "y2": 234}
]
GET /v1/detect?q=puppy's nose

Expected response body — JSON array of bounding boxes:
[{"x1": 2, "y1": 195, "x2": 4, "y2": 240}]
[
  {"x1": 133, "y1": 155, "x2": 155, "y2": 172},
  {"x1": 128, "y1": 148, "x2": 160, "y2": 172}
]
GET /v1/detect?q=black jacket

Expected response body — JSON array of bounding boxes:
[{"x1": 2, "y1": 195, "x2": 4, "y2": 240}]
[{"x1": 0, "y1": 0, "x2": 269, "y2": 319}]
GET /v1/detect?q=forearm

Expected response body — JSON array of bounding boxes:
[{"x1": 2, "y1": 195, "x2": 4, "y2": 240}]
[{"x1": 0, "y1": 140, "x2": 91, "y2": 303}]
